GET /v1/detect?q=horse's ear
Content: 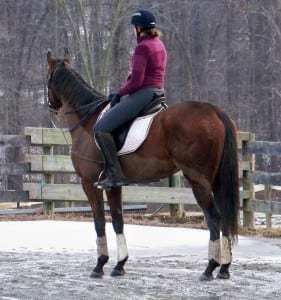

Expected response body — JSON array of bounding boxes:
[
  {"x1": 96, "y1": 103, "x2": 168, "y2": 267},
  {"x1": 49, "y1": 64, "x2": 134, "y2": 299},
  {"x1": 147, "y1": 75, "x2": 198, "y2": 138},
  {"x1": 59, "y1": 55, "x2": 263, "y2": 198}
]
[
  {"x1": 64, "y1": 47, "x2": 72, "y2": 66},
  {"x1": 47, "y1": 50, "x2": 56, "y2": 66}
]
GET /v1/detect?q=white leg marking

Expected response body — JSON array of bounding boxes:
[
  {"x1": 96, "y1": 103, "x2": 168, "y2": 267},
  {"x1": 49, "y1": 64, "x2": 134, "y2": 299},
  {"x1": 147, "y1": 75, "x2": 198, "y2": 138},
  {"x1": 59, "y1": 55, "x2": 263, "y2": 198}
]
[
  {"x1": 208, "y1": 239, "x2": 221, "y2": 264},
  {"x1": 96, "y1": 235, "x2": 108, "y2": 257},
  {"x1": 116, "y1": 234, "x2": 128, "y2": 262},
  {"x1": 221, "y1": 236, "x2": 232, "y2": 264}
]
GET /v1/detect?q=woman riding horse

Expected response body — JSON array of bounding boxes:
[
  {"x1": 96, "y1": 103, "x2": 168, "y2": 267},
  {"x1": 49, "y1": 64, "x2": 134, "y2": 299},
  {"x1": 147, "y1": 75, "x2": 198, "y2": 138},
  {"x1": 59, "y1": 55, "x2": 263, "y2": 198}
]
[
  {"x1": 93, "y1": 9, "x2": 167, "y2": 189},
  {"x1": 46, "y1": 12, "x2": 239, "y2": 281}
]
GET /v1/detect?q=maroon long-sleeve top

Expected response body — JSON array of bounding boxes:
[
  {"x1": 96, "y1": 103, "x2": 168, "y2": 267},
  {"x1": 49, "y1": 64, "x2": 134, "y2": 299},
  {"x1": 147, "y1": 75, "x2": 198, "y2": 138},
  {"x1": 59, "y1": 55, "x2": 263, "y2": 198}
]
[{"x1": 119, "y1": 36, "x2": 167, "y2": 96}]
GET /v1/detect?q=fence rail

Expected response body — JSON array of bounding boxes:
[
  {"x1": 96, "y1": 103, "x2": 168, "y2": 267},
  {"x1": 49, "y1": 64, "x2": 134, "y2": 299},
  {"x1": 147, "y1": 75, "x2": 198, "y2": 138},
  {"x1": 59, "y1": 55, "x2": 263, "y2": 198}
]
[
  {"x1": 240, "y1": 132, "x2": 281, "y2": 228},
  {"x1": 23, "y1": 183, "x2": 197, "y2": 204},
  {"x1": 0, "y1": 127, "x2": 280, "y2": 229},
  {"x1": 0, "y1": 135, "x2": 29, "y2": 147},
  {"x1": 251, "y1": 171, "x2": 281, "y2": 186},
  {"x1": 245, "y1": 140, "x2": 281, "y2": 155}
]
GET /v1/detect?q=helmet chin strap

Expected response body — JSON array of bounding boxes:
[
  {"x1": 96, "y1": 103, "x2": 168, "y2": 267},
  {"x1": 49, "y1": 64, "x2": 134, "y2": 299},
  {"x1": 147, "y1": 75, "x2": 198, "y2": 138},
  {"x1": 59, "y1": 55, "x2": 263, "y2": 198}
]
[
  {"x1": 135, "y1": 25, "x2": 142, "y2": 37},
  {"x1": 135, "y1": 25, "x2": 150, "y2": 37}
]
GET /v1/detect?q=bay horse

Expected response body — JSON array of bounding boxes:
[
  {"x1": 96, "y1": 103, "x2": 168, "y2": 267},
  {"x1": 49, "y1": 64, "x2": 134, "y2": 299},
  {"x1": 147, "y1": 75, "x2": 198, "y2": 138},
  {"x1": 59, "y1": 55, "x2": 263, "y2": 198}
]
[{"x1": 46, "y1": 50, "x2": 239, "y2": 281}]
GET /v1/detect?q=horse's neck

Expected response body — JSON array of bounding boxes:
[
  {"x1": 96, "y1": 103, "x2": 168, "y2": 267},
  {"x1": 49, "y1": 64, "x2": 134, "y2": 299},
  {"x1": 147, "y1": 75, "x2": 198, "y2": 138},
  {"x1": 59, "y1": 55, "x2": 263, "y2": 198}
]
[
  {"x1": 62, "y1": 102, "x2": 81, "y2": 128},
  {"x1": 62, "y1": 102, "x2": 102, "y2": 161}
]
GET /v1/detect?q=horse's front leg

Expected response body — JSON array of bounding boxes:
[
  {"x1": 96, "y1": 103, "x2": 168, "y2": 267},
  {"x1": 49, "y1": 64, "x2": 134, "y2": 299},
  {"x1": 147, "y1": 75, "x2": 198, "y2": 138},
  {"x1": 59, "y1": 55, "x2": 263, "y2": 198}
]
[
  {"x1": 106, "y1": 187, "x2": 129, "y2": 277},
  {"x1": 81, "y1": 178, "x2": 109, "y2": 278}
]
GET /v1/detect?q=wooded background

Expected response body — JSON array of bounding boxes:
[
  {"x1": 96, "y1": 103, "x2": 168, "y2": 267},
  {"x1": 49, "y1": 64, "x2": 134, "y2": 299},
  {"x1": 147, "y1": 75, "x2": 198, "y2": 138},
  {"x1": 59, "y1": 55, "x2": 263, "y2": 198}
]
[{"x1": 0, "y1": 1, "x2": 280, "y2": 160}]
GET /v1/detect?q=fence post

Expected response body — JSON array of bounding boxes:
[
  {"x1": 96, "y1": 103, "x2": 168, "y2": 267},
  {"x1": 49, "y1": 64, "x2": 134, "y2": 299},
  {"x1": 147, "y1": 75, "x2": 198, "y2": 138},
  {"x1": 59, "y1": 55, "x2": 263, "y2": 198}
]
[
  {"x1": 264, "y1": 184, "x2": 272, "y2": 229},
  {"x1": 169, "y1": 173, "x2": 185, "y2": 218},
  {"x1": 43, "y1": 145, "x2": 54, "y2": 215},
  {"x1": 242, "y1": 133, "x2": 255, "y2": 228}
]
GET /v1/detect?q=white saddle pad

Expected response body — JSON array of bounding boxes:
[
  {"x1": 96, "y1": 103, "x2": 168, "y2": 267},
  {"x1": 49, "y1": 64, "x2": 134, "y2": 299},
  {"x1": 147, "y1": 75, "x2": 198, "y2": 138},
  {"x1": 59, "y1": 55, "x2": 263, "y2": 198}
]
[
  {"x1": 118, "y1": 112, "x2": 158, "y2": 155},
  {"x1": 96, "y1": 104, "x2": 160, "y2": 156}
]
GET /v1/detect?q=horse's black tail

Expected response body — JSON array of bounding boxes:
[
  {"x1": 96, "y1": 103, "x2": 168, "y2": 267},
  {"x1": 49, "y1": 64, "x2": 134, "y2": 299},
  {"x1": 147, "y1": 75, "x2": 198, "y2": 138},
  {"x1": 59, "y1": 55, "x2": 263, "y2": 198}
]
[{"x1": 213, "y1": 109, "x2": 240, "y2": 242}]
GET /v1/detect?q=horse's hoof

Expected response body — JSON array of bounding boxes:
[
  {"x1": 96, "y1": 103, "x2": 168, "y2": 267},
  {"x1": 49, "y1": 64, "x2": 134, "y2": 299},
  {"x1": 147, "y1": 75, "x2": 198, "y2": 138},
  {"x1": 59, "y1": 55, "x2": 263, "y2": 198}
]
[
  {"x1": 216, "y1": 271, "x2": 230, "y2": 279},
  {"x1": 110, "y1": 267, "x2": 125, "y2": 277},
  {"x1": 199, "y1": 273, "x2": 213, "y2": 281},
  {"x1": 90, "y1": 270, "x2": 104, "y2": 278}
]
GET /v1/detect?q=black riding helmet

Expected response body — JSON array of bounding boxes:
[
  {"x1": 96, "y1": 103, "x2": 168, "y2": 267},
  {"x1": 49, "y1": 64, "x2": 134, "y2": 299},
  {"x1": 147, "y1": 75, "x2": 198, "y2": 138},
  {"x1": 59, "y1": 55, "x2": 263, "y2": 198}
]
[{"x1": 131, "y1": 9, "x2": 156, "y2": 29}]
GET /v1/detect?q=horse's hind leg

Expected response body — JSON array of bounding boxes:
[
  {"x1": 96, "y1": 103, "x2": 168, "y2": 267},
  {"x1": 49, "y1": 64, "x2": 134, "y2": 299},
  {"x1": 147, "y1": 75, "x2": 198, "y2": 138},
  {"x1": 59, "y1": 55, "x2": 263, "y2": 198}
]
[
  {"x1": 216, "y1": 229, "x2": 232, "y2": 279},
  {"x1": 106, "y1": 187, "x2": 129, "y2": 276},
  {"x1": 81, "y1": 178, "x2": 109, "y2": 278},
  {"x1": 200, "y1": 204, "x2": 222, "y2": 281},
  {"x1": 190, "y1": 182, "x2": 221, "y2": 281},
  {"x1": 213, "y1": 184, "x2": 233, "y2": 280}
]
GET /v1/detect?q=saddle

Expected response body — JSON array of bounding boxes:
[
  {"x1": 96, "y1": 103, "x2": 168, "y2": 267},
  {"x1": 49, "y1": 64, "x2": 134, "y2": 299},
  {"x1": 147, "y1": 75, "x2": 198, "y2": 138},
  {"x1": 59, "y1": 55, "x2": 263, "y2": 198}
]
[
  {"x1": 97, "y1": 92, "x2": 167, "y2": 155},
  {"x1": 113, "y1": 92, "x2": 167, "y2": 153}
]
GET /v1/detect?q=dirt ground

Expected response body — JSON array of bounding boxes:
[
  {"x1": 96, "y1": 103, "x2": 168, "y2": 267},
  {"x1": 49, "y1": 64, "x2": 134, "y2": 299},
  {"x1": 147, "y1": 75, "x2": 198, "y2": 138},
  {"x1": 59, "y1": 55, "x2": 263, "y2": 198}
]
[{"x1": 1, "y1": 250, "x2": 281, "y2": 300}]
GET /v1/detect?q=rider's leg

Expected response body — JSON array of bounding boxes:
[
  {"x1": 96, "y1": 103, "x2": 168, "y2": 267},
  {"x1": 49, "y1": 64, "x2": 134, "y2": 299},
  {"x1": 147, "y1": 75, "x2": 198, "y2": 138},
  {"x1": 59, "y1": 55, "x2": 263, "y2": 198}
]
[
  {"x1": 94, "y1": 132, "x2": 127, "y2": 189},
  {"x1": 95, "y1": 88, "x2": 164, "y2": 132},
  {"x1": 93, "y1": 88, "x2": 163, "y2": 189}
]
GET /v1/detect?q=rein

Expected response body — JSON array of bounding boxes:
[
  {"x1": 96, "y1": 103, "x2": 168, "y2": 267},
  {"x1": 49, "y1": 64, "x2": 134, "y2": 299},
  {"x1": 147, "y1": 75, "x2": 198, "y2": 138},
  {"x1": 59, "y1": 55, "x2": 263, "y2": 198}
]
[
  {"x1": 68, "y1": 99, "x2": 107, "y2": 132},
  {"x1": 49, "y1": 98, "x2": 106, "y2": 115},
  {"x1": 49, "y1": 98, "x2": 108, "y2": 132}
]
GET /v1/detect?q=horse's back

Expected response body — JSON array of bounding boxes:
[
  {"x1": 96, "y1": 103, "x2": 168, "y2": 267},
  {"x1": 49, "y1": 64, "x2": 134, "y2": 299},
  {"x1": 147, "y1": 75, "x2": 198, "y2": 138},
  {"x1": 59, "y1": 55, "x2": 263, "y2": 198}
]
[
  {"x1": 164, "y1": 101, "x2": 222, "y2": 118},
  {"x1": 146, "y1": 101, "x2": 227, "y2": 182},
  {"x1": 122, "y1": 100, "x2": 232, "y2": 184},
  {"x1": 156, "y1": 101, "x2": 226, "y2": 137}
]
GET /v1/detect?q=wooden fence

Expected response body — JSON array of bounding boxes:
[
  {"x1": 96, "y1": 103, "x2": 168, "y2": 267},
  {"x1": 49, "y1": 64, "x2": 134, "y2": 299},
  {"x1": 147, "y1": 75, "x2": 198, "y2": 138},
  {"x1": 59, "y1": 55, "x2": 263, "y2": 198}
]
[
  {"x1": 240, "y1": 133, "x2": 281, "y2": 228},
  {"x1": 0, "y1": 127, "x2": 281, "y2": 228}
]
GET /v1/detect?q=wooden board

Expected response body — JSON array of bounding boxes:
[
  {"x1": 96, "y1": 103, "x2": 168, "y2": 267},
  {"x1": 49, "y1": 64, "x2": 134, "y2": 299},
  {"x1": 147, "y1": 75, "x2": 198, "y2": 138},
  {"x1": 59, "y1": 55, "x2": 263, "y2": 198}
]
[
  {"x1": 25, "y1": 127, "x2": 71, "y2": 145},
  {"x1": 0, "y1": 135, "x2": 29, "y2": 147},
  {"x1": 23, "y1": 183, "x2": 198, "y2": 204},
  {"x1": 244, "y1": 199, "x2": 281, "y2": 215},
  {"x1": 0, "y1": 191, "x2": 29, "y2": 202},
  {"x1": 25, "y1": 154, "x2": 74, "y2": 172},
  {"x1": 0, "y1": 162, "x2": 30, "y2": 175}
]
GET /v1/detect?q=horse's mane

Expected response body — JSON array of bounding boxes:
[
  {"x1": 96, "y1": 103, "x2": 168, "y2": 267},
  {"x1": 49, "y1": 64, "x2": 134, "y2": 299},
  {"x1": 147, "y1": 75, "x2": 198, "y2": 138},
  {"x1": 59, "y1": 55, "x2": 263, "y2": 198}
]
[{"x1": 54, "y1": 63, "x2": 106, "y2": 109}]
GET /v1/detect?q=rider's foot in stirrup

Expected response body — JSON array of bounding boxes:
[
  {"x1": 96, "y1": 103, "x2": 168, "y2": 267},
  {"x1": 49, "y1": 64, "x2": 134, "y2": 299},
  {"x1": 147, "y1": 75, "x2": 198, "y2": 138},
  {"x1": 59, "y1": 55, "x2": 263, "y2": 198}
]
[{"x1": 94, "y1": 177, "x2": 127, "y2": 190}]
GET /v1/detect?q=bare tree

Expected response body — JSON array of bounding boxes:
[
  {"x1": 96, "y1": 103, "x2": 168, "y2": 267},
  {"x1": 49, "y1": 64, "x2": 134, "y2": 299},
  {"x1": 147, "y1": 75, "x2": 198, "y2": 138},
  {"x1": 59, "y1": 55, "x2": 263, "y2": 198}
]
[{"x1": 0, "y1": 0, "x2": 281, "y2": 148}]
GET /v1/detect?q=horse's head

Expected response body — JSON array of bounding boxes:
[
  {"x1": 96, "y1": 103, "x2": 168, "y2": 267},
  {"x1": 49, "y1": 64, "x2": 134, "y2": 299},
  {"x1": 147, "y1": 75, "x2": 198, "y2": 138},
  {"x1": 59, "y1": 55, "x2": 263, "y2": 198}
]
[{"x1": 46, "y1": 48, "x2": 72, "y2": 111}]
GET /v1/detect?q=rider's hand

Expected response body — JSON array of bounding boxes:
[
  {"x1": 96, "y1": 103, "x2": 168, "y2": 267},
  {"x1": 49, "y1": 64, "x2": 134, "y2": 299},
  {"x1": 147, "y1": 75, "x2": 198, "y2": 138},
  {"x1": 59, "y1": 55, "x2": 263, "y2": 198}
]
[{"x1": 110, "y1": 93, "x2": 121, "y2": 108}]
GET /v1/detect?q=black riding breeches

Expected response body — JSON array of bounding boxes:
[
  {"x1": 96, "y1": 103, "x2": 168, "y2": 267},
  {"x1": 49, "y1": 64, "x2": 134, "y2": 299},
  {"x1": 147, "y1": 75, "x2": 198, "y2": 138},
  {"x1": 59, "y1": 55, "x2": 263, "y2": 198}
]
[{"x1": 94, "y1": 87, "x2": 164, "y2": 133}]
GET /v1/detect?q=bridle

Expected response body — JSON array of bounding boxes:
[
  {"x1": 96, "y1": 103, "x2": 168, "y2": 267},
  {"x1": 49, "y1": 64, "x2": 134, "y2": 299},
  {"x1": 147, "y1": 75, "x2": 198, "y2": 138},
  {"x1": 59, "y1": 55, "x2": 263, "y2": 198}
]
[
  {"x1": 47, "y1": 67, "x2": 63, "y2": 113},
  {"x1": 47, "y1": 65, "x2": 108, "y2": 132}
]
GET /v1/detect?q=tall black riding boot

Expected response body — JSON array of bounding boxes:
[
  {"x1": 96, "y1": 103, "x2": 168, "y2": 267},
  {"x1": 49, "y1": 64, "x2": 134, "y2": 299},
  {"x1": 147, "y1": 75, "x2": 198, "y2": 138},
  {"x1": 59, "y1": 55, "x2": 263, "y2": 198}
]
[{"x1": 94, "y1": 132, "x2": 127, "y2": 189}]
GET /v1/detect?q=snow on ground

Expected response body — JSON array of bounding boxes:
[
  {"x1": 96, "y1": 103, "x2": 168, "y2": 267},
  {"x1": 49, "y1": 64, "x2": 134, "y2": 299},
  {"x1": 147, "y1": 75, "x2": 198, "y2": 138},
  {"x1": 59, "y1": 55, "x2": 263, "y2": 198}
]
[
  {"x1": 1, "y1": 220, "x2": 281, "y2": 260},
  {"x1": 0, "y1": 221, "x2": 208, "y2": 264},
  {"x1": 1, "y1": 221, "x2": 281, "y2": 299}
]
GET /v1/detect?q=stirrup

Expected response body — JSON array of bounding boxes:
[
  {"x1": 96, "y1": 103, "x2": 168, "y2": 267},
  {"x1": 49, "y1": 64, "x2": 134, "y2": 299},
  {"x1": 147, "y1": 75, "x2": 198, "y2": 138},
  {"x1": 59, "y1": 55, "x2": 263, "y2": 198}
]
[
  {"x1": 95, "y1": 177, "x2": 127, "y2": 190},
  {"x1": 94, "y1": 172, "x2": 127, "y2": 190},
  {"x1": 94, "y1": 170, "x2": 109, "y2": 190}
]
